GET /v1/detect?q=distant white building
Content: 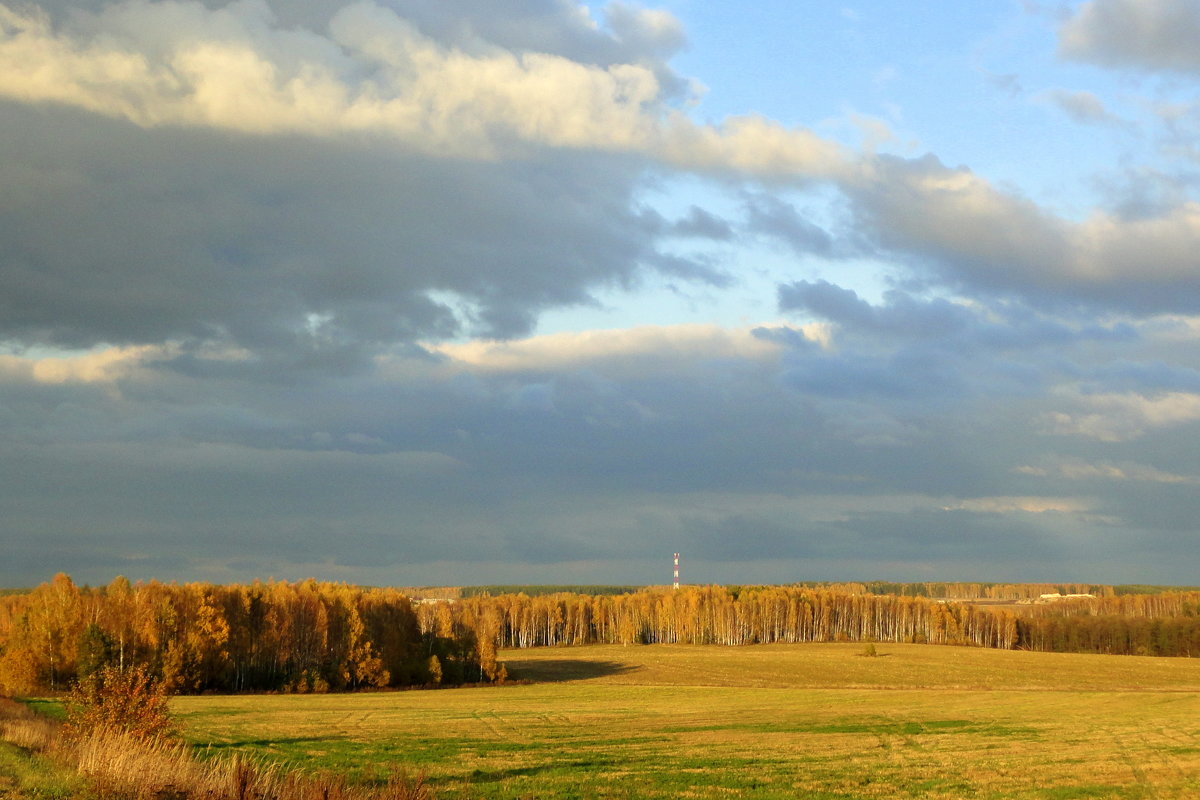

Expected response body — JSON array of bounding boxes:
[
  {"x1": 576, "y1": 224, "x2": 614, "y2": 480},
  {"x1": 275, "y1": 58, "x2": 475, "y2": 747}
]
[{"x1": 1036, "y1": 593, "x2": 1095, "y2": 603}]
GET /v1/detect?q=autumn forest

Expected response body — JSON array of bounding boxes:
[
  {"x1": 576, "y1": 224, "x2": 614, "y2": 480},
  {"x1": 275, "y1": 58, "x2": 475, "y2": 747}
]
[{"x1": 1, "y1": 575, "x2": 1199, "y2": 696}]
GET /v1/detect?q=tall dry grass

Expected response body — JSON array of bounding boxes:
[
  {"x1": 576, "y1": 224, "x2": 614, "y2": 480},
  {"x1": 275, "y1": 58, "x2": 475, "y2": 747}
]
[
  {"x1": 1, "y1": 697, "x2": 433, "y2": 800},
  {"x1": 0, "y1": 696, "x2": 58, "y2": 752},
  {"x1": 72, "y1": 730, "x2": 433, "y2": 800}
]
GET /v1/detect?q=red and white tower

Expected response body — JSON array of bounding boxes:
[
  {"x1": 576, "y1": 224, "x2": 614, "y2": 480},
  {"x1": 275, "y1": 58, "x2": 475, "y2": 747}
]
[{"x1": 673, "y1": 553, "x2": 680, "y2": 590}]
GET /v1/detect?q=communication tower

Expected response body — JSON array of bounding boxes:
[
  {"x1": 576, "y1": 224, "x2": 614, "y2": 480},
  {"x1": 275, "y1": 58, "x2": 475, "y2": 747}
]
[{"x1": 673, "y1": 553, "x2": 680, "y2": 590}]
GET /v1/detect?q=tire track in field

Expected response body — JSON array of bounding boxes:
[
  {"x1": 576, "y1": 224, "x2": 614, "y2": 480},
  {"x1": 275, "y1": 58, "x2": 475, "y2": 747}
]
[
  {"x1": 1112, "y1": 730, "x2": 1164, "y2": 800},
  {"x1": 473, "y1": 710, "x2": 527, "y2": 743},
  {"x1": 332, "y1": 710, "x2": 375, "y2": 733},
  {"x1": 1140, "y1": 728, "x2": 1195, "y2": 789}
]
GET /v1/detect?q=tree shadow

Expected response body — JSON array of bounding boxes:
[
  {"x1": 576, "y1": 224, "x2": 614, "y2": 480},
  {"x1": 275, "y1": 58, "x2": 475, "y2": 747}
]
[
  {"x1": 501, "y1": 659, "x2": 640, "y2": 683},
  {"x1": 426, "y1": 758, "x2": 619, "y2": 786},
  {"x1": 203, "y1": 735, "x2": 336, "y2": 749}
]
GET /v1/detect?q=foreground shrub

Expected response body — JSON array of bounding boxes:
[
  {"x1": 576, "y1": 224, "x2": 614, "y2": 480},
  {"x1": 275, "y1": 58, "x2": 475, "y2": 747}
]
[{"x1": 64, "y1": 664, "x2": 176, "y2": 740}]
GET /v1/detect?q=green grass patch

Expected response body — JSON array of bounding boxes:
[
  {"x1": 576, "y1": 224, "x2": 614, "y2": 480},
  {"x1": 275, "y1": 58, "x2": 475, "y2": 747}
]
[
  {"x1": 0, "y1": 741, "x2": 87, "y2": 799},
  {"x1": 16, "y1": 699, "x2": 65, "y2": 722}
]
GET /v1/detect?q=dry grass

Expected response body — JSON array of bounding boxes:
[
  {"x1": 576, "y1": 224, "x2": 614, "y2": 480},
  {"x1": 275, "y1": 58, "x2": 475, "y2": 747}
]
[
  {"x1": 72, "y1": 730, "x2": 433, "y2": 800},
  {"x1": 174, "y1": 643, "x2": 1200, "y2": 799},
  {"x1": 503, "y1": 641, "x2": 1200, "y2": 690},
  {"x1": 0, "y1": 697, "x2": 58, "y2": 752},
  {"x1": 0, "y1": 695, "x2": 433, "y2": 800}
]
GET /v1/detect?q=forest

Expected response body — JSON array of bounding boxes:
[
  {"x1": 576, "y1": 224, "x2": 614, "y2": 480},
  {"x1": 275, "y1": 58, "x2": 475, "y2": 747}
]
[
  {"x1": 448, "y1": 584, "x2": 1200, "y2": 656},
  {"x1": 0, "y1": 574, "x2": 504, "y2": 695},
  {"x1": 2, "y1": 575, "x2": 1199, "y2": 695}
]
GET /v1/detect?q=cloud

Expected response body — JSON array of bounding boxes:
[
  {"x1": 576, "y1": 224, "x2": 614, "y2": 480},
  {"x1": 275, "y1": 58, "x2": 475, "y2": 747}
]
[
  {"x1": 819, "y1": 508, "x2": 1070, "y2": 564},
  {"x1": 945, "y1": 496, "x2": 1093, "y2": 514},
  {"x1": 779, "y1": 281, "x2": 975, "y2": 340},
  {"x1": 0, "y1": 97, "x2": 679, "y2": 353},
  {"x1": 1060, "y1": 0, "x2": 1200, "y2": 73},
  {"x1": 0, "y1": 344, "x2": 171, "y2": 383},
  {"x1": 1039, "y1": 88, "x2": 1123, "y2": 126},
  {"x1": 604, "y1": 1, "x2": 686, "y2": 57},
  {"x1": 422, "y1": 323, "x2": 789, "y2": 373},
  {"x1": 744, "y1": 194, "x2": 839, "y2": 257},
  {"x1": 11, "y1": 0, "x2": 1194, "y2": 367},
  {"x1": 1043, "y1": 391, "x2": 1200, "y2": 441},
  {"x1": 777, "y1": 281, "x2": 1128, "y2": 353},
  {"x1": 5, "y1": 0, "x2": 1200, "y2": 587},
  {"x1": 0, "y1": 0, "x2": 856, "y2": 365},
  {"x1": 845, "y1": 155, "x2": 1200, "y2": 313},
  {"x1": 0, "y1": 0, "x2": 848, "y2": 174},
  {"x1": 668, "y1": 206, "x2": 735, "y2": 240},
  {"x1": 1, "y1": 304, "x2": 1197, "y2": 584},
  {"x1": 1016, "y1": 458, "x2": 1200, "y2": 485}
]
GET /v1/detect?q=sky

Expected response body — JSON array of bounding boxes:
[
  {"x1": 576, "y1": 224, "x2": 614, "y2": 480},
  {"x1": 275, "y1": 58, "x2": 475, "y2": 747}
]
[{"x1": 3, "y1": 0, "x2": 1200, "y2": 588}]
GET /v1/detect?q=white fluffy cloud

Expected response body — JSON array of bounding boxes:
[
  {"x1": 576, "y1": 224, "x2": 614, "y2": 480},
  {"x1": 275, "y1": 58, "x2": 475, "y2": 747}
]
[{"x1": 0, "y1": 0, "x2": 847, "y2": 174}]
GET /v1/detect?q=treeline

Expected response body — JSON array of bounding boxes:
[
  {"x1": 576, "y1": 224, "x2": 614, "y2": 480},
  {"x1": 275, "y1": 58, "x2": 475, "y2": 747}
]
[
  {"x1": 1013, "y1": 593, "x2": 1200, "y2": 656},
  {"x1": 0, "y1": 574, "x2": 506, "y2": 695},
  {"x1": 794, "y1": 582, "x2": 1115, "y2": 599},
  {"x1": 450, "y1": 586, "x2": 1019, "y2": 649},
  {"x1": 1113, "y1": 585, "x2": 1200, "y2": 596},
  {"x1": 1024, "y1": 593, "x2": 1200, "y2": 618},
  {"x1": 5, "y1": 578, "x2": 1198, "y2": 697},
  {"x1": 448, "y1": 585, "x2": 1200, "y2": 657},
  {"x1": 460, "y1": 585, "x2": 641, "y2": 599}
]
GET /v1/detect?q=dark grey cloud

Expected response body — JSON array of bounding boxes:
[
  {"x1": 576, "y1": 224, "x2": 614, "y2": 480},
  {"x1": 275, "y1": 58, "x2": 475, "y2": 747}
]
[
  {"x1": 822, "y1": 508, "x2": 1066, "y2": 563},
  {"x1": 1060, "y1": 0, "x2": 1200, "y2": 73},
  {"x1": 744, "y1": 194, "x2": 836, "y2": 257},
  {"x1": 779, "y1": 281, "x2": 971, "y2": 339},
  {"x1": 2, "y1": 307, "x2": 1198, "y2": 586},
  {"x1": 0, "y1": 101, "x2": 682, "y2": 359},
  {"x1": 677, "y1": 514, "x2": 820, "y2": 562},
  {"x1": 668, "y1": 206, "x2": 735, "y2": 240},
  {"x1": 778, "y1": 281, "x2": 1134, "y2": 354},
  {"x1": 1080, "y1": 360, "x2": 1200, "y2": 393}
]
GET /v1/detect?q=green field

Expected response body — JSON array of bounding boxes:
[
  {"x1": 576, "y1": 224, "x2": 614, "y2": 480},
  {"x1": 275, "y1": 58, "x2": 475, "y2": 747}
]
[{"x1": 174, "y1": 643, "x2": 1200, "y2": 799}]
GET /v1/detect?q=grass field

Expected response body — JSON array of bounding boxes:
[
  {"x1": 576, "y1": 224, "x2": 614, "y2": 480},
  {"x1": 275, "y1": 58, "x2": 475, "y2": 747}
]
[{"x1": 173, "y1": 643, "x2": 1200, "y2": 799}]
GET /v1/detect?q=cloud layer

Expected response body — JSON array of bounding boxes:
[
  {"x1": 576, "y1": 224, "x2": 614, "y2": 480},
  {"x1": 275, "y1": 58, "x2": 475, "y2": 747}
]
[{"x1": 2, "y1": 0, "x2": 1200, "y2": 586}]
